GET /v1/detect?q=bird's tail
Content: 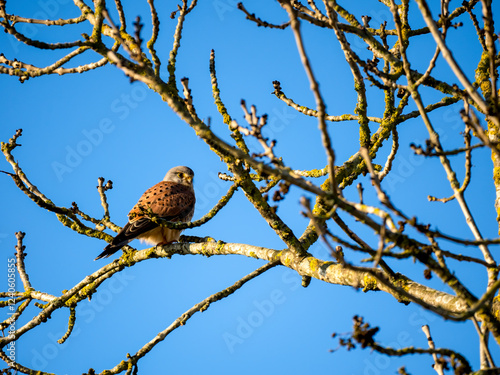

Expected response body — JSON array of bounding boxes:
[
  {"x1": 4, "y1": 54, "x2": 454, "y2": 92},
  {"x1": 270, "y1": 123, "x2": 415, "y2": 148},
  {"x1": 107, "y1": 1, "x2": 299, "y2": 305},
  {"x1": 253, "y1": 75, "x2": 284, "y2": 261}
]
[{"x1": 95, "y1": 243, "x2": 124, "y2": 260}]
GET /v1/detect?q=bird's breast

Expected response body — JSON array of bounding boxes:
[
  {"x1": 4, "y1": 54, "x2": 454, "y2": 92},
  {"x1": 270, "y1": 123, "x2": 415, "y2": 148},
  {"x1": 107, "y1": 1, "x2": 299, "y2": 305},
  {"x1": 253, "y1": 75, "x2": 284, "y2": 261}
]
[{"x1": 136, "y1": 226, "x2": 182, "y2": 245}]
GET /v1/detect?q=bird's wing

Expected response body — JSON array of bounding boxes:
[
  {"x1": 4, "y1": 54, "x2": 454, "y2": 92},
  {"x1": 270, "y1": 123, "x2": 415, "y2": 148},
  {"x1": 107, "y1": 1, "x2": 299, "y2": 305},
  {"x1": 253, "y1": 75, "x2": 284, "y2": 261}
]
[{"x1": 130, "y1": 181, "x2": 195, "y2": 222}]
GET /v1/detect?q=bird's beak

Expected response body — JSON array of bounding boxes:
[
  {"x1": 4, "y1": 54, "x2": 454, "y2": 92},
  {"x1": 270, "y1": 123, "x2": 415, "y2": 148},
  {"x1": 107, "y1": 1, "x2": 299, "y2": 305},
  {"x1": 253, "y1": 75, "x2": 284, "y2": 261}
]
[{"x1": 187, "y1": 176, "x2": 193, "y2": 184}]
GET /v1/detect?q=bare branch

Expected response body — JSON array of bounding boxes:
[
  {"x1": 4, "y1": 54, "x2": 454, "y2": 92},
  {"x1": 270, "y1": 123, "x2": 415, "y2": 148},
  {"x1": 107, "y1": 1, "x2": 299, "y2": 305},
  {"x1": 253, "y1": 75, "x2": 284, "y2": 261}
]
[{"x1": 421, "y1": 325, "x2": 445, "y2": 375}]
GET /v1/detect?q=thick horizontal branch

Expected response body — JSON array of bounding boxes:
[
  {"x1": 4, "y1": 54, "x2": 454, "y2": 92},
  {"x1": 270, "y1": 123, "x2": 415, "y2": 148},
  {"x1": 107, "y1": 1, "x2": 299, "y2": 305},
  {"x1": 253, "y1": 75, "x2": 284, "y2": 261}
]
[{"x1": 131, "y1": 242, "x2": 469, "y2": 315}]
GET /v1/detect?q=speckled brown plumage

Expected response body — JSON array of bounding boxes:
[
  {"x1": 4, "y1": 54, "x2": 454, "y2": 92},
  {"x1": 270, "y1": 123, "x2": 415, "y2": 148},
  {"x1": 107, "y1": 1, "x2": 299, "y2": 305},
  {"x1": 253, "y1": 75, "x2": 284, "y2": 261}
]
[
  {"x1": 128, "y1": 181, "x2": 195, "y2": 245},
  {"x1": 95, "y1": 166, "x2": 195, "y2": 260}
]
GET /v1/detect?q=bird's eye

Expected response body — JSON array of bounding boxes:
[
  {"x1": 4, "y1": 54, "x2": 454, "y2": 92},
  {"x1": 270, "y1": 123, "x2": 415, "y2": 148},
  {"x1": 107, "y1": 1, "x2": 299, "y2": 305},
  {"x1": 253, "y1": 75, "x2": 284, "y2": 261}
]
[{"x1": 177, "y1": 172, "x2": 183, "y2": 178}]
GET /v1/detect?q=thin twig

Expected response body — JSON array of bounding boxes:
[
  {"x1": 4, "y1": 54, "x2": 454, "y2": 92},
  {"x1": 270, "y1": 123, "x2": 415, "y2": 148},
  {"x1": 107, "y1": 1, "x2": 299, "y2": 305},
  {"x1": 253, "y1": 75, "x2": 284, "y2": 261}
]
[
  {"x1": 324, "y1": 1, "x2": 370, "y2": 149},
  {"x1": 472, "y1": 316, "x2": 496, "y2": 368},
  {"x1": 57, "y1": 307, "x2": 76, "y2": 344},
  {"x1": 97, "y1": 177, "x2": 112, "y2": 220},
  {"x1": 280, "y1": 0, "x2": 338, "y2": 195},
  {"x1": 14, "y1": 232, "x2": 31, "y2": 291},
  {"x1": 237, "y1": 2, "x2": 290, "y2": 29},
  {"x1": 272, "y1": 81, "x2": 382, "y2": 123},
  {"x1": 378, "y1": 127, "x2": 399, "y2": 181},
  {"x1": 428, "y1": 125, "x2": 473, "y2": 202},
  {"x1": 146, "y1": 0, "x2": 161, "y2": 76},
  {"x1": 421, "y1": 325, "x2": 445, "y2": 375}
]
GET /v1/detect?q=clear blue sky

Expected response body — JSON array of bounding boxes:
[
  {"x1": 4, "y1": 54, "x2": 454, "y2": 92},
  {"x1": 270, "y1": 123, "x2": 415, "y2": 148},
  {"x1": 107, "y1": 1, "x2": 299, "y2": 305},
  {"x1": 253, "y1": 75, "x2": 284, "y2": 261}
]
[{"x1": 1, "y1": 1, "x2": 499, "y2": 374}]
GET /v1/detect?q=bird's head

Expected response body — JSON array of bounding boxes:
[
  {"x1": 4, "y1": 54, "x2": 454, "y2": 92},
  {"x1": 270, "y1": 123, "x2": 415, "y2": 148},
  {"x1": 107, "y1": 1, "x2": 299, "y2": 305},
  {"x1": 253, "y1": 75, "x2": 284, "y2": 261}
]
[{"x1": 164, "y1": 166, "x2": 194, "y2": 186}]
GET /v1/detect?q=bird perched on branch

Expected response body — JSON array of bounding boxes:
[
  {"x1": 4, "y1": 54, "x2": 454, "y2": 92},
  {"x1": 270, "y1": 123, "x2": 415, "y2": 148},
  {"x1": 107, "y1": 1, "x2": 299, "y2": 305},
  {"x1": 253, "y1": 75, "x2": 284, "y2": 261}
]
[{"x1": 95, "y1": 166, "x2": 196, "y2": 260}]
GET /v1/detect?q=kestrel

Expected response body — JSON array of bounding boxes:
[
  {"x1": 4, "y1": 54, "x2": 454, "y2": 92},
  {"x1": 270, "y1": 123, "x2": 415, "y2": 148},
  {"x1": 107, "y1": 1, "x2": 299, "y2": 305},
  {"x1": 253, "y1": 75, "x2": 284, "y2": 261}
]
[{"x1": 95, "y1": 166, "x2": 195, "y2": 260}]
